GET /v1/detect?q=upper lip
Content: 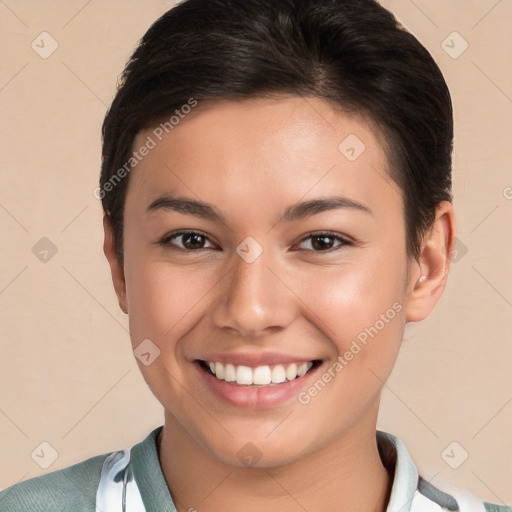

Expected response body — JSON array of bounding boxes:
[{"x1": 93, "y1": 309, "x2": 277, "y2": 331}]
[{"x1": 195, "y1": 352, "x2": 320, "y2": 368}]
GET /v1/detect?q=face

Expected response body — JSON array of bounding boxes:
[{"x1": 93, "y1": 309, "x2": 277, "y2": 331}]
[{"x1": 112, "y1": 96, "x2": 419, "y2": 467}]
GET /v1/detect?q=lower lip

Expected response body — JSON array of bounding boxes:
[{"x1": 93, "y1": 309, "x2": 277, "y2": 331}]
[{"x1": 195, "y1": 361, "x2": 320, "y2": 409}]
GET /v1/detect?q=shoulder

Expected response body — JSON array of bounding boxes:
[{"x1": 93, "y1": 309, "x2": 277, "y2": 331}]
[
  {"x1": 416, "y1": 476, "x2": 512, "y2": 512},
  {"x1": 0, "y1": 452, "x2": 111, "y2": 512},
  {"x1": 377, "y1": 430, "x2": 511, "y2": 512}
]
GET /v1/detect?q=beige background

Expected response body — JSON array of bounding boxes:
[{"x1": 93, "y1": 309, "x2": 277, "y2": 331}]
[{"x1": 0, "y1": 0, "x2": 511, "y2": 505}]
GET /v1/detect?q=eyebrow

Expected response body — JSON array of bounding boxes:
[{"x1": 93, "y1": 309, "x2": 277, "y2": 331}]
[{"x1": 146, "y1": 194, "x2": 372, "y2": 224}]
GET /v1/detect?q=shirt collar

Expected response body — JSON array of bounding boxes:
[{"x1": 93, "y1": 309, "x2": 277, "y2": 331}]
[
  {"x1": 130, "y1": 425, "x2": 176, "y2": 512},
  {"x1": 377, "y1": 430, "x2": 420, "y2": 512},
  {"x1": 129, "y1": 426, "x2": 419, "y2": 512}
]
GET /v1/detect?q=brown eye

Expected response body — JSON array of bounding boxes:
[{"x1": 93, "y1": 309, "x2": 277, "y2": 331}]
[
  {"x1": 160, "y1": 231, "x2": 215, "y2": 251},
  {"x1": 297, "y1": 232, "x2": 351, "y2": 252}
]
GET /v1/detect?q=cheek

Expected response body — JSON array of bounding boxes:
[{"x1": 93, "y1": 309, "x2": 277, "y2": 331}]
[
  {"x1": 291, "y1": 296, "x2": 400, "y2": 428},
  {"x1": 298, "y1": 257, "x2": 406, "y2": 344},
  {"x1": 125, "y1": 261, "x2": 210, "y2": 346},
  {"x1": 124, "y1": 261, "x2": 213, "y2": 410},
  {"x1": 297, "y1": 256, "x2": 407, "y2": 404}
]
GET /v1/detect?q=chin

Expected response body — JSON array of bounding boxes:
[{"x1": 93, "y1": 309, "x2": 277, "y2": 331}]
[{"x1": 201, "y1": 430, "x2": 314, "y2": 470}]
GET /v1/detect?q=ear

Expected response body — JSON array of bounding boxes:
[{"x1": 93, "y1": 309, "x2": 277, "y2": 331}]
[
  {"x1": 103, "y1": 214, "x2": 128, "y2": 314},
  {"x1": 404, "y1": 201, "x2": 456, "y2": 322}
]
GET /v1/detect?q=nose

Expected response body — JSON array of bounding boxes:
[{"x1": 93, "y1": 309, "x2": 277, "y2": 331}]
[{"x1": 210, "y1": 246, "x2": 297, "y2": 338}]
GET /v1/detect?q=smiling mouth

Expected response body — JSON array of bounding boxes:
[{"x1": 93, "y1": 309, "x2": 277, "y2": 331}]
[{"x1": 197, "y1": 359, "x2": 322, "y2": 387}]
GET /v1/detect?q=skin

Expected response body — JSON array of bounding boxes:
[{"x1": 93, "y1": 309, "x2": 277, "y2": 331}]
[{"x1": 103, "y1": 96, "x2": 456, "y2": 512}]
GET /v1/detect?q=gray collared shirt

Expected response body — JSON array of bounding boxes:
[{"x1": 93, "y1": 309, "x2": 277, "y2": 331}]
[{"x1": 1, "y1": 426, "x2": 509, "y2": 511}]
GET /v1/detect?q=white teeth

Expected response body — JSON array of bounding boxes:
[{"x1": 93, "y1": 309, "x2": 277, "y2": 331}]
[
  {"x1": 224, "y1": 363, "x2": 236, "y2": 382},
  {"x1": 297, "y1": 362, "x2": 312, "y2": 377},
  {"x1": 236, "y1": 365, "x2": 253, "y2": 385},
  {"x1": 286, "y1": 363, "x2": 298, "y2": 381},
  {"x1": 215, "y1": 362, "x2": 225, "y2": 380},
  {"x1": 253, "y1": 365, "x2": 272, "y2": 385},
  {"x1": 271, "y1": 365, "x2": 286, "y2": 384},
  {"x1": 205, "y1": 360, "x2": 316, "y2": 386}
]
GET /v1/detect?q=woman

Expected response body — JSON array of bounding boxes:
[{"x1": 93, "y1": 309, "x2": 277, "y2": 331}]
[{"x1": 1, "y1": 0, "x2": 506, "y2": 510}]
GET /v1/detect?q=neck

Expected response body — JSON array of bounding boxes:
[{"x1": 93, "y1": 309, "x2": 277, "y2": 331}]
[{"x1": 157, "y1": 408, "x2": 391, "y2": 512}]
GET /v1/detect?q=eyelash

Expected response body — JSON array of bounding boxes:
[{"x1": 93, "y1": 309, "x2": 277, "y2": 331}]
[{"x1": 158, "y1": 230, "x2": 353, "y2": 254}]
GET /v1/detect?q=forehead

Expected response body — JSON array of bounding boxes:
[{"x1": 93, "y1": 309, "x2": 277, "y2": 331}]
[{"x1": 126, "y1": 96, "x2": 401, "y2": 221}]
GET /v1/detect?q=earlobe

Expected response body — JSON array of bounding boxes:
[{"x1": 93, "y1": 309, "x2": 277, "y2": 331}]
[
  {"x1": 102, "y1": 214, "x2": 128, "y2": 314},
  {"x1": 405, "y1": 201, "x2": 456, "y2": 322}
]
